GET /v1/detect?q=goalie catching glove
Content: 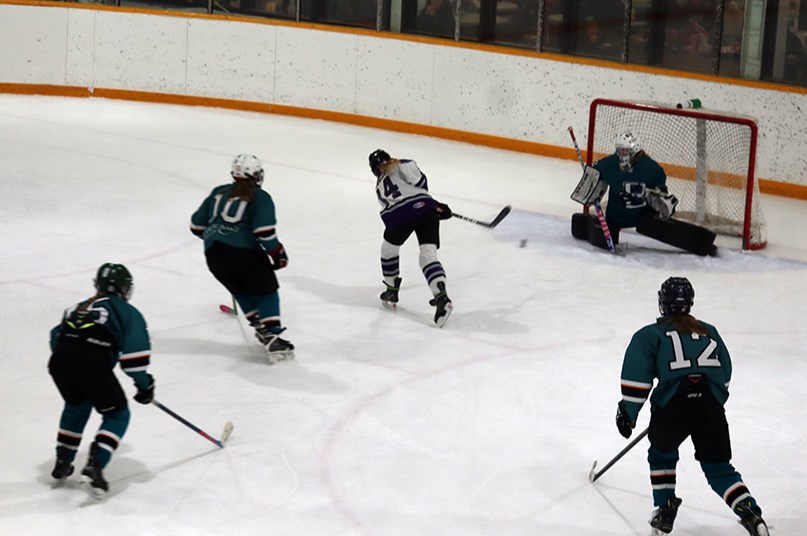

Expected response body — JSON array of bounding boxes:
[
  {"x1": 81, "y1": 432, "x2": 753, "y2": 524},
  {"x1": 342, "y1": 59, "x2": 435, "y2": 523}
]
[
  {"x1": 646, "y1": 189, "x2": 678, "y2": 220},
  {"x1": 268, "y1": 244, "x2": 288, "y2": 269},
  {"x1": 571, "y1": 165, "x2": 608, "y2": 205}
]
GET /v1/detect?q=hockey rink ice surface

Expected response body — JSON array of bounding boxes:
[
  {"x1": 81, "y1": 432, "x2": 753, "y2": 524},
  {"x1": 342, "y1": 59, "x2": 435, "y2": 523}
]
[{"x1": 1, "y1": 95, "x2": 806, "y2": 536}]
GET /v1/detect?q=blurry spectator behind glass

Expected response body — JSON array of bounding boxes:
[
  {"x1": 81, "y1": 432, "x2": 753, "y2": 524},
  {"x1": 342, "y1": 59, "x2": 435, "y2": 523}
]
[
  {"x1": 579, "y1": 16, "x2": 620, "y2": 60},
  {"x1": 785, "y1": 27, "x2": 807, "y2": 83},
  {"x1": 722, "y1": 1, "x2": 743, "y2": 53},
  {"x1": 418, "y1": 0, "x2": 455, "y2": 36}
]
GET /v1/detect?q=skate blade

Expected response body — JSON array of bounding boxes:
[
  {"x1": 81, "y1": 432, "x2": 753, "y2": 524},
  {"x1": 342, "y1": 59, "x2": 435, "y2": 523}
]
[
  {"x1": 381, "y1": 301, "x2": 397, "y2": 310},
  {"x1": 50, "y1": 466, "x2": 75, "y2": 488},
  {"x1": 739, "y1": 520, "x2": 770, "y2": 536},
  {"x1": 51, "y1": 477, "x2": 70, "y2": 489},
  {"x1": 80, "y1": 476, "x2": 107, "y2": 500},
  {"x1": 434, "y1": 303, "x2": 453, "y2": 328},
  {"x1": 266, "y1": 350, "x2": 294, "y2": 365}
]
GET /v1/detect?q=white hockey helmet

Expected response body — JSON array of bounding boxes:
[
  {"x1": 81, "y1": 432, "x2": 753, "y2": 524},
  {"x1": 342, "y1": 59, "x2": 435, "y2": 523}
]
[
  {"x1": 615, "y1": 131, "x2": 640, "y2": 171},
  {"x1": 231, "y1": 154, "x2": 265, "y2": 186}
]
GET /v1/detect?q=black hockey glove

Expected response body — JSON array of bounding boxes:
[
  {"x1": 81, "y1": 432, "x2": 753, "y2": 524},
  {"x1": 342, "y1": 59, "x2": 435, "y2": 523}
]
[
  {"x1": 615, "y1": 400, "x2": 635, "y2": 438},
  {"x1": 435, "y1": 202, "x2": 452, "y2": 220},
  {"x1": 134, "y1": 375, "x2": 155, "y2": 405},
  {"x1": 269, "y1": 244, "x2": 288, "y2": 270}
]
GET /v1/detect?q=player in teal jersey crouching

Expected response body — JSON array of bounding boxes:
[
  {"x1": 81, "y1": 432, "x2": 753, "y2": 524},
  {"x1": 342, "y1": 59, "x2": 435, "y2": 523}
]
[
  {"x1": 571, "y1": 132, "x2": 717, "y2": 256},
  {"x1": 48, "y1": 263, "x2": 155, "y2": 499},
  {"x1": 615, "y1": 277, "x2": 768, "y2": 535}
]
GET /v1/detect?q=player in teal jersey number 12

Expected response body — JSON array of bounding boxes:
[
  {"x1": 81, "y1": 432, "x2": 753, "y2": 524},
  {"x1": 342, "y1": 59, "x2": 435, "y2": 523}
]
[{"x1": 616, "y1": 277, "x2": 769, "y2": 536}]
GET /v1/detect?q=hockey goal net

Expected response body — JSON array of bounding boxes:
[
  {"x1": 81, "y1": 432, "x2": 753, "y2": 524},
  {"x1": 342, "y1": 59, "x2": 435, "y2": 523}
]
[{"x1": 587, "y1": 98, "x2": 767, "y2": 250}]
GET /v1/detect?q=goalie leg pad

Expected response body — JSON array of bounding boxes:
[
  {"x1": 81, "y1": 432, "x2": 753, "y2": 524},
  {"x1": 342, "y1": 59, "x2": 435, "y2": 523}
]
[
  {"x1": 636, "y1": 211, "x2": 717, "y2": 256},
  {"x1": 572, "y1": 213, "x2": 620, "y2": 250},
  {"x1": 571, "y1": 212, "x2": 592, "y2": 240}
]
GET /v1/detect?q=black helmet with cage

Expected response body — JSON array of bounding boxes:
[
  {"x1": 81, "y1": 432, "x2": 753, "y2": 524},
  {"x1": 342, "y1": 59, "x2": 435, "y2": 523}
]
[
  {"x1": 658, "y1": 276, "x2": 694, "y2": 316},
  {"x1": 94, "y1": 263, "x2": 134, "y2": 301}
]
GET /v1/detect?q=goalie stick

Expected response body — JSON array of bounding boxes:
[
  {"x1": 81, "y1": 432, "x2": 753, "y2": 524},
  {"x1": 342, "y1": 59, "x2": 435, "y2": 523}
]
[
  {"x1": 152, "y1": 399, "x2": 234, "y2": 449},
  {"x1": 453, "y1": 205, "x2": 512, "y2": 228},
  {"x1": 567, "y1": 127, "x2": 618, "y2": 254},
  {"x1": 589, "y1": 427, "x2": 649, "y2": 482}
]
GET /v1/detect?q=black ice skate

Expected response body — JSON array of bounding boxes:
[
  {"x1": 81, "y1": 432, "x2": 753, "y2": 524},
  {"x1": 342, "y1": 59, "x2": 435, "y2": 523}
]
[
  {"x1": 649, "y1": 497, "x2": 682, "y2": 535},
  {"x1": 428, "y1": 282, "x2": 453, "y2": 328},
  {"x1": 380, "y1": 277, "x2": 402, "y2": 310},
  {"x1": 255, "y1": 327, "x2": 295, "y2": 364},
  {"x1": 735, "y1": 499, "x2": 770, "y2": 536},
  {"x1": 51, "y1": 457, "x2": 74, "y2": 483},
  {"x1": 80, "y1": 443, "x2": 108, "y2": 499}
]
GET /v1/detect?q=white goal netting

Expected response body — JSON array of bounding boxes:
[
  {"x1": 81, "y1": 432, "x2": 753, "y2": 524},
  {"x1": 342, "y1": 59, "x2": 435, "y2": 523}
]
[{"x1": 588, "y1": 99, "x2": 767, "y2": 249}]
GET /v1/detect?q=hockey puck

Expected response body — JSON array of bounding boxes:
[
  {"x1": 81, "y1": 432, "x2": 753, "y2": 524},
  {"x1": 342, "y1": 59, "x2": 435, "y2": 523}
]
[{"x1": 519, "y1": 239, "x2": 527, "y2": 248}]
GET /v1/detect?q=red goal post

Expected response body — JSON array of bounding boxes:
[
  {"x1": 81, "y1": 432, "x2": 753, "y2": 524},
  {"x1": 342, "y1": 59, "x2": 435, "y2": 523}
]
[{"x1": 586, "y1": 98, "x2": 767, "y2": 250}]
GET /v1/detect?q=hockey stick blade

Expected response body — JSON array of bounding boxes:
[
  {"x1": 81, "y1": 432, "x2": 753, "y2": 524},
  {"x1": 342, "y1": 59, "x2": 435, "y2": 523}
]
[
  {"x1": 588, "y1": 460, "x2": 598, "y2": 482},
  {"x1": 219, "y1": 304, "x2": 235, "y2": 314},
  {"x1": 589, "y1": 427, "x2": 649, "y2": 483},
  {"x1": 220, "y1": 421, "x2": 234, "y2": 446},
  {"x1": 453, "y1": 205, "x2": 512, "y2": 228},
  {"x1": 487, "y1": 205, "x2": 512, "y2": 228}
]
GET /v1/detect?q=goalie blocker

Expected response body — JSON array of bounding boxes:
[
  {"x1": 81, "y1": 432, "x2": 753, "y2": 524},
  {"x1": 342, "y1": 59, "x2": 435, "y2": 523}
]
[{"x1": 572, "y1": 210, "x2": 717, "y2": 256}]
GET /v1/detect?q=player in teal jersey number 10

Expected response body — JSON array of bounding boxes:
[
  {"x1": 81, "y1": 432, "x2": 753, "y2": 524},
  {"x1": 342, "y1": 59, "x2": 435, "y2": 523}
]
[{"x1": 190, "y1": 154, "x2": 294, "y2": 363}]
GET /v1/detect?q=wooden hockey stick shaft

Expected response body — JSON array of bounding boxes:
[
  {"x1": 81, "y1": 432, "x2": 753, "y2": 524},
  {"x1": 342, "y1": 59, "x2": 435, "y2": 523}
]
[
  {"x1": 567, "y1": 127, "x2": 617, "y2": 254},
  {"x1": 152, "y1": 399, "x2": 228, "y2": 449},
  {"x1": 589, "y1": 427, "x2": 649, "y2": 482}
]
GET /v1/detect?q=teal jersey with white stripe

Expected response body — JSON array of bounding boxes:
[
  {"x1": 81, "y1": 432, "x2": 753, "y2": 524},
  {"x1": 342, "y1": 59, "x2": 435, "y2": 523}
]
[
  {"x1": 595, "y1": 153, "x2": 667, "y2": 229},
  {"x1": 190, "y1": 184, "x2": 280, "y2": 253},
  {"x1": 619, "y1": 317, "x2": 732, "y2": 422},
  {"x1": 50, "y1": 295, "x2": 152, "y2": 389}
]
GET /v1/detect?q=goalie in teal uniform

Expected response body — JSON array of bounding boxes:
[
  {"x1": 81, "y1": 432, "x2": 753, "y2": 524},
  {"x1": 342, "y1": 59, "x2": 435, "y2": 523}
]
[{"x1": 571, "y1": 131, "x2": 717, "y2": 256}]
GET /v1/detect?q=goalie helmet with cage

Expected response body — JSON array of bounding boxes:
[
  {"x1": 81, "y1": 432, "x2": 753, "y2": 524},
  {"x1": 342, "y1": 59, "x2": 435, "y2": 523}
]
[
  {"x1": 616, "y1": 131, "x2": 641, "y2": 171},
  {"x1": 94, "y1": 263, "x2": 134, "y2": 301},
  {"x1": 231, "y1": 153, "x2": 265, "y2": 186},
  {"x1": 658, "y1": 276, "x2": 694, "y2": 316}
]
